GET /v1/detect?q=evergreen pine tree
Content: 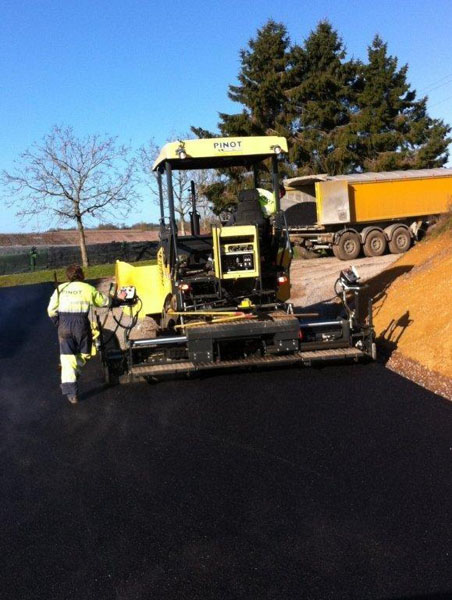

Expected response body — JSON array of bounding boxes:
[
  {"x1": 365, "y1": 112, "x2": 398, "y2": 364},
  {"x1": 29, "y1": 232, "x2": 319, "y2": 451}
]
[
  {"x1": 221, "y1": 20, "x2": 291, "y2": 136},
  {"x1": 191, "y1": 20, "x2": 292, "y2": 213},
  {"x1": 192, "y1": 21, "x2": 451, "y2": 206},
  {"x1": 287, "y1": 21, "x2": 360, "y2": 175},
  {"x1": 353, "y1": 35, "x2": 450, "y2": 171}
]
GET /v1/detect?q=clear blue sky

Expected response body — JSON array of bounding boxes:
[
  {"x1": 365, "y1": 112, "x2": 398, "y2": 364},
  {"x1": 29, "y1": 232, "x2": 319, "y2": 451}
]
[{"x1": 2, "y1": 0, "x2": 452, "y2": 232}]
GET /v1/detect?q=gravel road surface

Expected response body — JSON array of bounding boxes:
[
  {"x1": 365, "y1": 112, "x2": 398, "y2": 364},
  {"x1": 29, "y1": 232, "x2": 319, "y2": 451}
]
[
  {"x1": 290, "y1": 253, "x2": 399, "y2": 309},
  {"x1": 1, "y1": 283, "x2": 452, "y2": 600}
]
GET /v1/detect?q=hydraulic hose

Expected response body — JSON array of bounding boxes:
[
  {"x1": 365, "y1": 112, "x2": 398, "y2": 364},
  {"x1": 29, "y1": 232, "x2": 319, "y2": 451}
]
[{"x1": 100, "y1": 296, "x2": 143, "y2": 348}]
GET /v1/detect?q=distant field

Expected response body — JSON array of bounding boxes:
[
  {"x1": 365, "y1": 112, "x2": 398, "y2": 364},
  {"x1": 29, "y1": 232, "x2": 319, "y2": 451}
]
[
  {"x1": 0, "y1": 229, "x2": 159, "y2": 247},
  {"x1": 0, "y1": 260, "x2": 155, "y2": 288}
]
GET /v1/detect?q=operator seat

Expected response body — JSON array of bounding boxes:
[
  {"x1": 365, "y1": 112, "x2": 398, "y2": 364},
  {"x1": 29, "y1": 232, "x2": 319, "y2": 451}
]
[
  {"x1": 235, "y1": 189, "x2": 266, "y2": 227},
  {"x1": 234, "y1": 189, "x2": 275, "y2": 269}
]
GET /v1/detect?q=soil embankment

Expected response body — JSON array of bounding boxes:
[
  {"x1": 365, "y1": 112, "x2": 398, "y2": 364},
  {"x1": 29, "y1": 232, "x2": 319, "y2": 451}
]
[{"x1": 366, "y1": 230, "x2": 452, "y2": 399}]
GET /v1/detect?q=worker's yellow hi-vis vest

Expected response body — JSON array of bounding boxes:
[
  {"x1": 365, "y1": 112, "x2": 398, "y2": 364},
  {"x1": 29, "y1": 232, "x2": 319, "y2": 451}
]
[
  {"x1": 257, "y1": 188, "x2": 277, "y2": 217},
  {"x1": 47, "y1": 281, "x2": 109, "y2": 317}
]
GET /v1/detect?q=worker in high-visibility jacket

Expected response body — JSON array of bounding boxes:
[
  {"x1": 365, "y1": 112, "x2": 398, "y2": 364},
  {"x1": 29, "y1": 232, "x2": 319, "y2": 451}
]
[
  {"x1": 257, "y1": 185, "x2": 286, "y2": 217},
  {"x1": 47, "y1": 264, "x2": 110, "y2": 404},
  {"x1": 256, "y1": 188, "x2": 277, "y2": 217}
]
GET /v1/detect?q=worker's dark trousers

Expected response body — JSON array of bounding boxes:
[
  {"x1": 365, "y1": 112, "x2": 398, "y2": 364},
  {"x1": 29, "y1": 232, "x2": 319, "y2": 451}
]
[{"x1": 58, "y1": 313, "x2": 92, "y2": 396}]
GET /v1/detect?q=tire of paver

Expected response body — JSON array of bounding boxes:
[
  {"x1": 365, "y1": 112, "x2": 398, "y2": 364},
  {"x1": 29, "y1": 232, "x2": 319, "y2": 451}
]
[
  {"x1": 388, "y1": 227, "x2": 411, "y2": 254},
  {"x1": 363, "y1": 230, "x2": 387, "y2": 257},
  {"x1": 101, "y1": 331, "x2": 121, "y2": 385},
  {"x1": 334, "y1": 231, "x2": 361, "y2": 260},
  {"x1": 161, "y1": 295, "x2": 178, "y2": 332}
]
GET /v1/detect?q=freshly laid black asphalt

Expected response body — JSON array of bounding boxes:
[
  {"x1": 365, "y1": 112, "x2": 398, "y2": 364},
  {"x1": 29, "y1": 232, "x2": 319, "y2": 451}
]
[{"x1": 1, "y1": 284, "x2": 452, "y2": 600}]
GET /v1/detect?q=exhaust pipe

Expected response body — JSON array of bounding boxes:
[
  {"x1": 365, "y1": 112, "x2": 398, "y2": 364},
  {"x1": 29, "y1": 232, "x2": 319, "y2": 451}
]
[{"x1": 189, "y1": 180, "x2": 200, "y2": 236}]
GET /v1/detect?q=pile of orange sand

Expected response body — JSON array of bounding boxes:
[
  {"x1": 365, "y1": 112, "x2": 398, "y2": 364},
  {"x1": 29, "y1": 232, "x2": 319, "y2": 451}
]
[{"x1": 368, "y1": 230, "x2": 452, "y2": 382}]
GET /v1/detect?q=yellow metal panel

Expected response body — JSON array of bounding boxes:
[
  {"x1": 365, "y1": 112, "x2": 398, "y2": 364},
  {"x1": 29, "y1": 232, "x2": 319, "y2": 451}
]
[
  {"x1": 350, "y1": 177, "x2": 452, "y2": 223},
  {"x1": 153, "y1": 136, "x2": 288, "y2": 170},
  {"x1": 315, "y1": 181, "x2": 350, "y2": 224},
  {"x1": 276, "y1": 236, "x2": 292, "y2": 302},
  {"x1": 115, "y1": 251, "x2": 172, "y2": 317},
  {"x1": 277, "y1": 249, "x2": 292, "y2": 271},
  {"x1": 216, "y1": 225, "x2": 257, "y2": 238},
  {"x1": 314, "y1": 182, "x2": 323, "y2": 223},
  {"x1": 212, "y1": 225, "x2": 260, "y2": 280},
  {"x1": 276, "y1": 280, "x2": 290, "y2": 302},
  {"x1": 212, "y1": 226, "x2": 221, "y2": 279}
]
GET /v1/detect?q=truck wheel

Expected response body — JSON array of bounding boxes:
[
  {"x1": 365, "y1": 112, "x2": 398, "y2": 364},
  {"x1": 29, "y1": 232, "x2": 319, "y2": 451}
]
[
  {"x1": 334, "y1": 231, "x2": 361, "y2": 260},
  {"x1": 388, "y1": 227, "x2": 411, "y2": 254},
  {"x1": 363, "y1": 230, "x2": 387, "y2": 257}
]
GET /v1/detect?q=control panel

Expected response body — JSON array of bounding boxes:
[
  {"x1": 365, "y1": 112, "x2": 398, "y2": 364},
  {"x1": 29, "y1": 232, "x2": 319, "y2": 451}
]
[
  {"x1": 223, "y1": 243, "x2": 254, "y2": 253},
  {"x1": 212, "y1": 225, "x2": 260, "y2": 280},
  {"x1": 221, "y1": 243, "x2": 255, "y2": 273},
  {"x1": 115, "y1": 286, "x2": 137, "y2": 305}
]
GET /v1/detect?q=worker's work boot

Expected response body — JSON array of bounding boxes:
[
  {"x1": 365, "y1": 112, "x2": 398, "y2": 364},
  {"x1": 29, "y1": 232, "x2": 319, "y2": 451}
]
[{"x1": 67, "y1": 395, "x2": 79, "y2": 405}]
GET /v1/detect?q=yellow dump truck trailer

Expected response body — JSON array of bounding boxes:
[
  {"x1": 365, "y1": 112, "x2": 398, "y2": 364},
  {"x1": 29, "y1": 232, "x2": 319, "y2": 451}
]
[{"x1": 284, "y1": 169, "x2": 452, "y2": 259}]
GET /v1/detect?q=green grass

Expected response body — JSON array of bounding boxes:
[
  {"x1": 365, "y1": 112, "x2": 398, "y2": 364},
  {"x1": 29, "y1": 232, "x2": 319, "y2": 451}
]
[{"x1": 0, "y1": 260, "x2": 156, "y2": 288}]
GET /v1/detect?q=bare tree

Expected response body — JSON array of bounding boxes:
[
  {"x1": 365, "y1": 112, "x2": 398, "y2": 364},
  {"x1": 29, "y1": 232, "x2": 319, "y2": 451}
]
[
  {"x1": 2, "y1": 125, "x2": 138, "y2": 266},
  {"x1": 139, "y1": 137, "x2": 214, "y2": 235}
]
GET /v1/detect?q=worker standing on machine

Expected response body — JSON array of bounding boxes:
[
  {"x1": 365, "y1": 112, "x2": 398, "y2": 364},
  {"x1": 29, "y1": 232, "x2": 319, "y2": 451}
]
[
  {"x1": 257, "y1": 184, "x2": 286, "y2": 217},
  {"x1": 257, "y1": 187, "x2": 277, "y2": 217},
  {"x1": 47, "y1": 264, "x2": 110, "y2": 405}
]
